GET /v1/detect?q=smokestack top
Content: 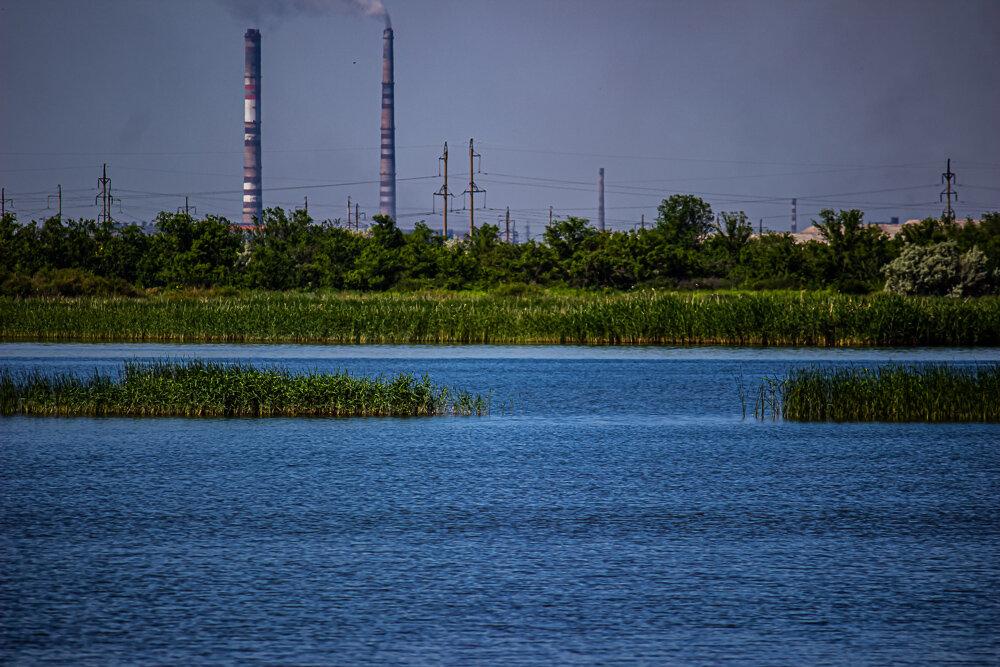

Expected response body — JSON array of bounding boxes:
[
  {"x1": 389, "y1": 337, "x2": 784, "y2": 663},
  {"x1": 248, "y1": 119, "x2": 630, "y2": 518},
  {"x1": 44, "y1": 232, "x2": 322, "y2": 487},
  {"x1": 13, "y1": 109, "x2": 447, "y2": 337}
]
[{"x1": 245, "y1": 27, "x2": 260, "y2": 39}]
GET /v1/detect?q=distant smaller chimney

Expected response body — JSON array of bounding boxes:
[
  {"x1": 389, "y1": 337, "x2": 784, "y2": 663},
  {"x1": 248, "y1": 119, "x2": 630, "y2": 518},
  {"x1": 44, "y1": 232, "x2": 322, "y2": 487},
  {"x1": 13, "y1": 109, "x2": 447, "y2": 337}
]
[{"x1": 598, "y1": 167, "x2": 605, "y2": 231}]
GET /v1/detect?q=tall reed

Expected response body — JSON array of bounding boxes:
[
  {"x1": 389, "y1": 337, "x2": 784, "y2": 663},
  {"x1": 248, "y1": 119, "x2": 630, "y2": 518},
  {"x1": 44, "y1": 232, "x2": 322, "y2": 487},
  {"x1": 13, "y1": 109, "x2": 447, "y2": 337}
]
[
  {"x1": 756, "y1": 363, "x2": 1000, "y2": 422},
  {"x1": 0, "y1": 360, "x2": 489, "y2": 417},
  {"x1": 1, "y1": 291, "x2": 998, "y2": 346}
]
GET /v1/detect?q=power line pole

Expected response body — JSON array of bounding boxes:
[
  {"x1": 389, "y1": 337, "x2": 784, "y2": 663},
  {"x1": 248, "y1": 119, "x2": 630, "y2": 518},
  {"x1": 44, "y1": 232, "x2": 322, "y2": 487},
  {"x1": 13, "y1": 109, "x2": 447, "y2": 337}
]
[
  {"x1": 549, "y1": 206, "x2": 553, "y2": 226},
  {"x1": 48, "y1": 185, "x2": 63, "y2": 220},
  {"x1": 505, "y1": 206, "x2": 510, "y2": 243},
  {"x1": 1, "y1": 188, "x2": 11, "y2": 218},
  {"x1": 940, "y1": 158, "x2": 957, "y2": 221},
  {"x1": 177, "y1": 196, "x2": 196, "y2": 217},
  {"x1": 462, "y1": 138, "x2": 485, "y2": 236},
  {"x1": 641, "y1": 213, "x2": 645, "y2": 230},
  {"x1": 347, "y1": 196, "x2": 352, "y2": 228},
  {"x1": 96, "y1": 163, "x2": 112, "y2": 224},
  {"x1": 433, "y1": 142, "x2": 453, "y2": 237}
]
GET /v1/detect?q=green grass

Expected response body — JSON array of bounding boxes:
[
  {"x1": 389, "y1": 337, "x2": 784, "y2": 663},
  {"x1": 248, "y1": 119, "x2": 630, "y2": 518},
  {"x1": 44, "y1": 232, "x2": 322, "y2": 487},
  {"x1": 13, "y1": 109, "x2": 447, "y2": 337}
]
[
  {"x1": 0, "y1": 360, "x2": 489, "y2": 417},
  {"x1": 1, "y1": 290, "x2": 998, "y2": 346},
  {"x1": 755, "y1": 363, "x2": 1000, "y2": 422}
]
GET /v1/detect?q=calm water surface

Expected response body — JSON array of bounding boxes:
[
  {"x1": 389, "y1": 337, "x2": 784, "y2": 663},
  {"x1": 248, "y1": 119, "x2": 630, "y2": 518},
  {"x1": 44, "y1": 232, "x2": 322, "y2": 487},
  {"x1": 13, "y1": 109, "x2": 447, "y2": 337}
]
[{"x1": 2, "y1": 344, "x2": 998, "y2": 665}]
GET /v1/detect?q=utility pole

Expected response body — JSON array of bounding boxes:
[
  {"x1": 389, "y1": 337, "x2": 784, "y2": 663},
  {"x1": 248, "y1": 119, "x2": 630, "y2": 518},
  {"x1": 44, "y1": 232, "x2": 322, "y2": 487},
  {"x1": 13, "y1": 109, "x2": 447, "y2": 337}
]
[
  {"x1": 1, "y1": 188, "x2": 11, "y2": 218},
  {"x1": 549, "y1": 206, "x2": 553, "y2": 226},
  {"x1": 356, "y1": 203, "x2": 364, "y2": 231},
  {"x1": 48, "y1": 185, "x2": 63, "y2": 220},
  {"x1": 791, "y1": 198, "x2": 797, "y2": 233},
  {"x1": 304, "y1": 196, "x2": 308, "y2": 215},
  {"x1": 641, "y1": 213, "x2": 645, "y2": 230},
  {"x1": 462, "y1": 138, "x2": 485, "y2": 236},
  {"x1": 177, "y1": 197, "x2": 196, "y2": 217},
  {"x1": 941, "y1": 158, "x2": 957, "y2": 221},
  {"x1": 347, "y1": 196, "x2": 352, "y2": 228},
  {"x1": 505, "y1": 206, "x2": 510, "y2": 243},
  {"x1": 433, "y1": 142, "x2": 453, "y2": 237}
]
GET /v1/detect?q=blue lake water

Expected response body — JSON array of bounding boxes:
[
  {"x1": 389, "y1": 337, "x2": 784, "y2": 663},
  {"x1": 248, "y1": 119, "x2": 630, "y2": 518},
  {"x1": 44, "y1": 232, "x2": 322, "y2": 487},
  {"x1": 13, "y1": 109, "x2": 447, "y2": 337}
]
[{"x1": 2, "y1": 343, "x2": 999, "y2": 665}]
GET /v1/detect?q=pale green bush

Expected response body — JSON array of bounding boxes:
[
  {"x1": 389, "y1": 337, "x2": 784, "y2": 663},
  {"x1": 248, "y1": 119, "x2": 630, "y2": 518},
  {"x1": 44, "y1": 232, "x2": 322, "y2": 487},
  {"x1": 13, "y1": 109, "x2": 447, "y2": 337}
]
[{"x1": 883, "y1": 242, "x2": 995, "y2": 297}]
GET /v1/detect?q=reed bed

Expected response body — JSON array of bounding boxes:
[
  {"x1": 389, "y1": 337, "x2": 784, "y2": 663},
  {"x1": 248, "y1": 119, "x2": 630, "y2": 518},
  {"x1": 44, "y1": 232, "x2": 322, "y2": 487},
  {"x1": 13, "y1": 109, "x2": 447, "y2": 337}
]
[
  {"x1": 1, "y1": 291, "x2": 998, "y2": 346},
  {"x1": 0, "y1": 360, "x2": 489, "y2": 417},
  {"x1": 755, "y1": 363, "x2": 1000, "y2": 422}
]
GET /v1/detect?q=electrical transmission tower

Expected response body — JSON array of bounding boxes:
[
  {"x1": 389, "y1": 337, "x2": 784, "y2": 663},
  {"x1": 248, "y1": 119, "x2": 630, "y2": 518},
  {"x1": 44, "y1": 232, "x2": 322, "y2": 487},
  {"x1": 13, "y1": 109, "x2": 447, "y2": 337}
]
[
  {"x1": 433, "y1": 142, "x2": 454, "y2": 237},
  {"x1": 461, "y1": 138, "x2": 486, "y2": 236},
  {"x1": 940, "y1": 158, "x2": 957, "y2": 221},
  {"x1": 95, "y1": 163, "x2": 120, "y2": 225}
]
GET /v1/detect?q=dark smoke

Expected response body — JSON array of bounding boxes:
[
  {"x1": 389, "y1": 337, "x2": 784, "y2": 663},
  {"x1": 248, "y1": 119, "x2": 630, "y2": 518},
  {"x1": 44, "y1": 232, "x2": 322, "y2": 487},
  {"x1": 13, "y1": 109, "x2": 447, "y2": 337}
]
[{"x1": 219, "y1": 0, "x2": 389, "y2": 27}]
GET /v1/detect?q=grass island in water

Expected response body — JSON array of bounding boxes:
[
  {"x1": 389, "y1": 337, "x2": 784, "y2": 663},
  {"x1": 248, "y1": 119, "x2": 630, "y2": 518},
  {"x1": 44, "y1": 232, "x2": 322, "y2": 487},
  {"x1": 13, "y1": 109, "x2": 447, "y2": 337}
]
[
  {"x1": 755, "y1": 363, "x2": 1000, "y2": 422},
  {"x1": 0, "y1": 360, "x2": 489, "y2": 418}
]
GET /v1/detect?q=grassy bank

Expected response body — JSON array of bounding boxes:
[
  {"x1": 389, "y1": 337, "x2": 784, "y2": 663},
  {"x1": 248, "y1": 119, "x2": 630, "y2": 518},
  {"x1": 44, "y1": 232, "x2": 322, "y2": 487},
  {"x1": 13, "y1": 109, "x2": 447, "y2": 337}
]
[
  {"x1": 756, "y1": 363, "x2": 1000, "y2": 422},
  {"x1": 0, "y1": 360, "x2": 488, "y2": 417},
  {"x1": 1, "y1": 290, "x2": 999, "y2": 346}
]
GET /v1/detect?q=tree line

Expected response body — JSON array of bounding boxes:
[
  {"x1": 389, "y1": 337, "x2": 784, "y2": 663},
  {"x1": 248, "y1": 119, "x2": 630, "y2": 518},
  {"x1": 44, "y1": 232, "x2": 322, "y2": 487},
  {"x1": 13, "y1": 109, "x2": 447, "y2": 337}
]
[{"x1": 1, "y1": 195, "x2": 997, "y2": 297}]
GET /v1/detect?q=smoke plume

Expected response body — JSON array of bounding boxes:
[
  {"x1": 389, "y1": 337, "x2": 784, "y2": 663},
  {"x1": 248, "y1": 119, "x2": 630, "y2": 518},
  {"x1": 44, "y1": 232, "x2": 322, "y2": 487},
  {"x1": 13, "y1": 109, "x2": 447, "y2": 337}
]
[{"x1": 220, "y1": 0, "x2": 389, "y2": 27}]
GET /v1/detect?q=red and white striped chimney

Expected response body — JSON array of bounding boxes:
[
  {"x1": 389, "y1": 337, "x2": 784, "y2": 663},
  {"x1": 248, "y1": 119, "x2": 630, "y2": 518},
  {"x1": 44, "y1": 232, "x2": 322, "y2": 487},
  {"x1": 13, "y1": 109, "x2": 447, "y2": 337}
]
[
  {"x1": 379, "y1": 27, "x2": 396, "y2": 221},
  {"x1": 243, "y1": 28, "x2": 262, "y2": 226}
]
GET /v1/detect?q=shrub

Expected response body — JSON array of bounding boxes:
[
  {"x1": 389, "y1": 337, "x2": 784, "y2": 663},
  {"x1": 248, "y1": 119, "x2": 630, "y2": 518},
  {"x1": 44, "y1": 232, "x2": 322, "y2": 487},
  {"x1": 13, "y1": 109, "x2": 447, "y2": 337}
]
[{"x1": 884, "y1": 242, "x2": 996, "y2": 297}]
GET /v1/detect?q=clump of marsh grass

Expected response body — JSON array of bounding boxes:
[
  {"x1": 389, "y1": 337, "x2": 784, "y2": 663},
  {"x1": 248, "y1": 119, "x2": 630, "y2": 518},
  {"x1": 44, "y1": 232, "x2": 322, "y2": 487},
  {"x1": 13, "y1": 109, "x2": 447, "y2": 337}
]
[
  {"x1": 0, "y1": 360, "x2": 489, "y2": 418},
  {"x1": 755, "y1": 363, "x2": 999, "y2": 422},
  {"x1": 2, "y1": 291, "x2": 999, "y2": 346}
]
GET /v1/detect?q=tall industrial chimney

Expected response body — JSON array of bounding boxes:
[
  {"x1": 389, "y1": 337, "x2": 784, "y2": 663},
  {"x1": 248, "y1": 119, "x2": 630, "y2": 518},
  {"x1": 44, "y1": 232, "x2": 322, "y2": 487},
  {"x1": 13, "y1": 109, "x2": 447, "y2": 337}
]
[
  {"x1": 243, "y1": 28, "x2": 262, "y2": 226},
  {"x1": 791, "y1": 197, "x2": 797, "y2": 234},
  {"x1": 598, "y1": 167, "x2": 605, "y2": 231},
  {"x1": 379, "y1": 27, "x2": 396, "y2": 221}
]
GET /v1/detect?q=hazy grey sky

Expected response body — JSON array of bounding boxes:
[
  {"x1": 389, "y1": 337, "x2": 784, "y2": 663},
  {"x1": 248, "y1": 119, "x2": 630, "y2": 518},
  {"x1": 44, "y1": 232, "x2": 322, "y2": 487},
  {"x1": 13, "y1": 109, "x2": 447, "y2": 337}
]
[{"x1": 2, "y1": 0, "x2": 998, "y2": 236}]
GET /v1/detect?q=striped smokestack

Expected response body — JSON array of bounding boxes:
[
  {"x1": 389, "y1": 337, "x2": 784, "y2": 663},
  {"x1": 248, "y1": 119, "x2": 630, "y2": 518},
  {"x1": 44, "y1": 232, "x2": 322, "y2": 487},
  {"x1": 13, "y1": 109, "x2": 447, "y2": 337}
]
[
  {"x1": 243, "y1": 28, "x2": 262, "y2": 226},
  {"x1": 379, "y1": 27, "x2": 396, "y2": 221}
]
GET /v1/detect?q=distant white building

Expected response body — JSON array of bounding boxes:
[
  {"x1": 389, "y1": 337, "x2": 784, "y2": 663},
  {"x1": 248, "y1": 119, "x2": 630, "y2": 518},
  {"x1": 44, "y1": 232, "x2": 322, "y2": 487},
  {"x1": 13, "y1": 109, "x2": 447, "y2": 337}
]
[{"x1": 789, "y1": 218, "x2": 979, "y2": 244}]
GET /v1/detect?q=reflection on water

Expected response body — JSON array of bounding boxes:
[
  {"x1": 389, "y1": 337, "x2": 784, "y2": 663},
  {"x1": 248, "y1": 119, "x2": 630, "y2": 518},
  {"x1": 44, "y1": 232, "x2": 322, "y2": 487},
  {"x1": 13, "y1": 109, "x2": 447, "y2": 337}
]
[{"x1": 2, "y1": 344, "x2": 998, "y2": 665}]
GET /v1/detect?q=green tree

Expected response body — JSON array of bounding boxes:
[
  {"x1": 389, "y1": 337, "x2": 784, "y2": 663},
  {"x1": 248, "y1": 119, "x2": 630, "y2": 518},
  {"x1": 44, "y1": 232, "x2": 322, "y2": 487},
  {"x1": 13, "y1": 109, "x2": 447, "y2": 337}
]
[
  {"x1": 153, "y1": 212, "x2": 241, "y2": 287},
  {"x1": 654, "y1": 194, "x2": 714, "y2": 249},
  {"x1": 813, "y1": 209, "x2": 890, "y2": 292},
  {"x1": 706, "y1": 210, "x2": 753, "y2": 276},
  {"x1": 733, "y1": 233, "x2": 809, "y2": 289},
  {"x1": 543, "y1": 216, "x2": 597, "y2": 262},
  {"x1": 245, "y1": 208, "x2": 316, "y2": 289},
  {"x1": 345, "y1": 214, "x2": 404, "y2": 291}
]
